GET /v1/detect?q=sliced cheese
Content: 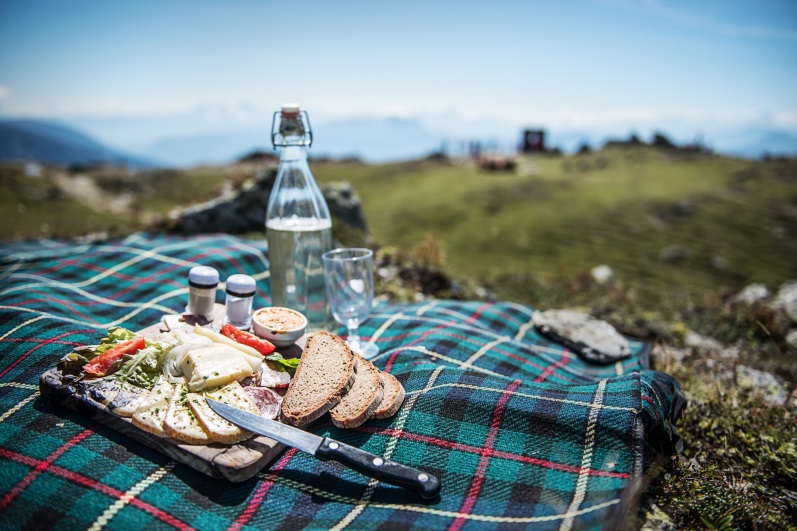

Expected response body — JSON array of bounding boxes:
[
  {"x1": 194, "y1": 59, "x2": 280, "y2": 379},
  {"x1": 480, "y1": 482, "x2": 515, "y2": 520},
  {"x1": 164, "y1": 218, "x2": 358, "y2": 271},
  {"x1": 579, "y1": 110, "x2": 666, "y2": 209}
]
[
  {"x1": 182, "y1": 345, "x2": 253, "y2": 392},
  {"x1": 164, "y1": 383, "x2": 211, "y2": 444},
  {"x1": 188, "y1": 381, "x2": 259, "y2": 444},
  {"x1": 193, "y1": 324, "x2": 263, "y2": 372},
  {"x1": 162, "y1": 334, "x2": 214, "y2": 381},
  {"x1": 132, "y1": 376, "x2": 174, "y2": 437},
  {"x1": 109, "y1": 382, "x2": 148, "y2": 417}
]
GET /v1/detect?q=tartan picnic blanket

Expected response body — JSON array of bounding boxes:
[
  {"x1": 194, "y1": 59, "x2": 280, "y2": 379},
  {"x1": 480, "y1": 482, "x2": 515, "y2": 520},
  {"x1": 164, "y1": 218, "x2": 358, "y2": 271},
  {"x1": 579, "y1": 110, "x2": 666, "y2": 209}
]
[{"x1": 0, "y1": 233, "x2": 684, "y2": 531}]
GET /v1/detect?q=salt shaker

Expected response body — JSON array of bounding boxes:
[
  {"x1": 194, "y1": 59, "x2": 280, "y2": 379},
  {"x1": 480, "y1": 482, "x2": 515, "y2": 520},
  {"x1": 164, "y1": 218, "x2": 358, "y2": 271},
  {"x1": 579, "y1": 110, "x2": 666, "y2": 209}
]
[
  {"x1": 224, "y1": 274, "x2": 256, "y2": 330},
  {"x1": 186, "y1": 266, "x2": 219, "y2": 319}
]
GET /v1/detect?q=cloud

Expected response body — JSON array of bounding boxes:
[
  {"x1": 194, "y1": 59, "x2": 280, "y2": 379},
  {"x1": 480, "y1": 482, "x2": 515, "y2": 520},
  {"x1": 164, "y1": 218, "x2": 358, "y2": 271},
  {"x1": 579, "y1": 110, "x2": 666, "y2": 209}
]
[{"x1": 0, "y1": 85, "x2": 8, "y2": 100}]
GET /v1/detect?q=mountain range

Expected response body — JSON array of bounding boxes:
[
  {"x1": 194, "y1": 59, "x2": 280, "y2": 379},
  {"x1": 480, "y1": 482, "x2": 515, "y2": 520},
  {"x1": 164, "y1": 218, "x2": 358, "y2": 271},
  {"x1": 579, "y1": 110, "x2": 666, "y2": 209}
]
[
  {"x1": 1, "y1": 113, "x2": 795, "y2": 169},
  {"x1": 0, "y1": 119, "x2": 155, "y2": 168}
]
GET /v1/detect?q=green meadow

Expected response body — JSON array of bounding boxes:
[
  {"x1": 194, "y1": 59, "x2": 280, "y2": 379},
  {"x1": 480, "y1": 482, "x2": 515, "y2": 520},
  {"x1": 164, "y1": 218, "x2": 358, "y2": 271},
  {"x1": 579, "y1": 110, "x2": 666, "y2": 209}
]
[{"x1": 313, "y1": 148, "x2": 797, "y2": 295}]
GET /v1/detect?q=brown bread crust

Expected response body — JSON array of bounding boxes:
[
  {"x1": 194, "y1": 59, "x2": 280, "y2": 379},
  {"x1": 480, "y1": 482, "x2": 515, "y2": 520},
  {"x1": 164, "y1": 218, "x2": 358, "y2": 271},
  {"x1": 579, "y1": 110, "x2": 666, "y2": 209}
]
[
  {"x1": 330, "y1": 355, "x2": 384, "y2": 429},
  {"x1": 373, "y1": 370, "x2": 406, "y2": 419},
  {"x1": 280, "y1": 331, "x2": 355, "y2": 426}
]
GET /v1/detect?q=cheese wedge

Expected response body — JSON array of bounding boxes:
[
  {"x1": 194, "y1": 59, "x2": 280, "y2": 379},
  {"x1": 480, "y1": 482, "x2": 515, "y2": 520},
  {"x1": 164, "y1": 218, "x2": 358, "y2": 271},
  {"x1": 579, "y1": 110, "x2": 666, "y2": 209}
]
[
  {"x1": 193, "y1": 325, "x2": 263, "y2": 372},
  {"x1": 182, "y1": 345, "x2": 253, "y2": 392},
  {"x1": 187, "y1": 381, "x2": 260, "y2": 444},
  {"x1": 164, "y1": 383, "x2": 212, "y2": 444},
  {"x1": 132, "y1": 377, "x2": 174, "y2": 437}
]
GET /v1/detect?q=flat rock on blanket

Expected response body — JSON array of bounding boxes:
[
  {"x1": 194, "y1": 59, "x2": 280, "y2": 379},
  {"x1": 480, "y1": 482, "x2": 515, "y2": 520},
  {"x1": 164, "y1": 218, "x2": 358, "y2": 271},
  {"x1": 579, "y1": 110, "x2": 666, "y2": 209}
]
[{"x1": 0, "y1": 233, "x2": 684, "y2": 531}]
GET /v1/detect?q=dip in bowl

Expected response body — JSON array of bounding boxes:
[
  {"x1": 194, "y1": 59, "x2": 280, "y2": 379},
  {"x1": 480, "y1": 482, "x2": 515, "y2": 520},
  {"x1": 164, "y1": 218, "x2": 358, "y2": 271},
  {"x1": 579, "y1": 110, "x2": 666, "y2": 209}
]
[{"x1": 252, "y1": 307, "x2": 307, "y2": 347}]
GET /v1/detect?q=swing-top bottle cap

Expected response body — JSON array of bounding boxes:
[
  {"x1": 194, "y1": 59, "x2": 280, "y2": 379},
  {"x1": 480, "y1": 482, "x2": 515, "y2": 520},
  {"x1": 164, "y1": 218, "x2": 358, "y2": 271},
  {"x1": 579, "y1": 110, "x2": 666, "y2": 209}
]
[
  {"x1": 281, "y1": 104, "x2": 301, "y2": 117},
  {"x1": 226, "y1": 274, "x2": 256, "y2": 297},
  {"x1": 188, "y1": 266, "x2": 219, "y2": 288}
]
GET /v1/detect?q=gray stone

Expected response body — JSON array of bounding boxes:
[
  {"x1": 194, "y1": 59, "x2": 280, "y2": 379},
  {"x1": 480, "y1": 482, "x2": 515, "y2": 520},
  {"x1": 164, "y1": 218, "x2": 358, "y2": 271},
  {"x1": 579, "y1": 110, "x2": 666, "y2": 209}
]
[
  {"x1": 640, "y1": 503, "x2": 677, "y2": 531},
  {"x1": 775, "y1": 280, "x2": 797, "y2": 322},
  {"x1": 684, "y1": 331, "x2": 722, "y2": 352},
  {"x1": 735, "y1": 365, "x2": 792, "y2": 406},
  {"x1": 533, "y1": 309, "x2": 630, "y2": 364},
  {"x1": 163, "y1": 167, "x2": 370, "y2": 240},
  {"x1": 786, "y1": 329, "x2": 797, "y2": 350},
  {"x1": 590, "y1": 264, "x2": 613, "y2": 284},
  {"x1": 710, "y1": 254, "x2": 729, "y2": 270},
  {"x1": 659, "y1": 245, "x2": 685, "y2": 263},
  {"x1": 731, "y1": 283, "x2": 770, "y2": 305}
]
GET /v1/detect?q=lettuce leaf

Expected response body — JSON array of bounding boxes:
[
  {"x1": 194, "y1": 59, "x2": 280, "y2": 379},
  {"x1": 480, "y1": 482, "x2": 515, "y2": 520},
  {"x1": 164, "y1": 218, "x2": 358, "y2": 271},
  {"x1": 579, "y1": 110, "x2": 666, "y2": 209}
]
[
  {"x1": 265, "y1": 353, "x2": 300, "y2": 376},
  {"x1": 114, "y1": 341, "x2": 172, "y2": 389},
  {"x1": 57, "y1": 327, "x2": 139, "y2": 375}
]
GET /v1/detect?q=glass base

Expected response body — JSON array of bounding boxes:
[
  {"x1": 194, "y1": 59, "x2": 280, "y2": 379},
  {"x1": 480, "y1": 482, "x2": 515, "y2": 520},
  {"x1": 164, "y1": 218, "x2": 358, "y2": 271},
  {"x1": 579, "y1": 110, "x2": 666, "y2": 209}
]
[{"x1": 348, "y1": 341, "x2": 379, "y2": 360}]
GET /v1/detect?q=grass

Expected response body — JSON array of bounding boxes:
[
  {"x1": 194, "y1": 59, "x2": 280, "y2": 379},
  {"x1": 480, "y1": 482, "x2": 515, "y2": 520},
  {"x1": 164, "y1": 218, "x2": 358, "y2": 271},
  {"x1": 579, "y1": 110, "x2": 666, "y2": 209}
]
[{"x1": 312, "y1": 148, "x2": 797, "y2": 295}]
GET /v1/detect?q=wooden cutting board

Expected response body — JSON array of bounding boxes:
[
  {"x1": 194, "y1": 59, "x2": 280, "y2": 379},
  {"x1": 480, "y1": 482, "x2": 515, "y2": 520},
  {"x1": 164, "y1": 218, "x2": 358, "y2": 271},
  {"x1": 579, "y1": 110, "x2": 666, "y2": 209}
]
[{"x1": 39, "y1": 304, "x2": 306, "y2": 482}]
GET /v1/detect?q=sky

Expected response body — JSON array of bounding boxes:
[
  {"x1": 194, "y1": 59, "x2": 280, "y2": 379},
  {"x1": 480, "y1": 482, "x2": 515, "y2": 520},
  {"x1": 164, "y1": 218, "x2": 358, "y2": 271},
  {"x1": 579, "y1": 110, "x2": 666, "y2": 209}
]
[{"x1": 1, "y1": 0, "x2": 796, "y2": 159}]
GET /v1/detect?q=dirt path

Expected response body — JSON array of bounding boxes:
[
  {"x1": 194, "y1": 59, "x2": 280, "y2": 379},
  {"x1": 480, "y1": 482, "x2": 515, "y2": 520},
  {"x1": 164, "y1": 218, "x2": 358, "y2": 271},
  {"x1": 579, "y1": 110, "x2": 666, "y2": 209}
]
[{"x1": 52, "y1": 172, "x2": 132, "y2": 214}]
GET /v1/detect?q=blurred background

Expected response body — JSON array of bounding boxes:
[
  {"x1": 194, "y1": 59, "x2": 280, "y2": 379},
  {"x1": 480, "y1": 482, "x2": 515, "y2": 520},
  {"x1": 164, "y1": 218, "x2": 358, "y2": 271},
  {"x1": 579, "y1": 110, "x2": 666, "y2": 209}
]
[
  {"x1": 2, "y1": 0, "x2": 796, "y2": 164},
  {"x1": 1, "y1": 0, "x2": 795, "y2": 296}
]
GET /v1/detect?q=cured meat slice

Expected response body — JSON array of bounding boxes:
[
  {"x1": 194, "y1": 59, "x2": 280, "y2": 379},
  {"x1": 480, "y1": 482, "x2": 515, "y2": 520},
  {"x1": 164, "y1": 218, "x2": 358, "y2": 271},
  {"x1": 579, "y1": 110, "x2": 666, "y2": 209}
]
[
  {"x1": 243, "y1": 386, "x2": 282, "y2": 420},
  {"x1": 256, "y1": 362, "x2": 291, "y2": 389}
]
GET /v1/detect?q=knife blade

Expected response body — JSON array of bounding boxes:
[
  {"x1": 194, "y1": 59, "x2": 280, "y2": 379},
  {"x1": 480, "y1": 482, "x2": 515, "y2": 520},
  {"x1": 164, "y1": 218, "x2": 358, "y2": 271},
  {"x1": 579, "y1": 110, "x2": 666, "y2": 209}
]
[{"x1": 206, "y1": 399, "x2": 441, "y2": 499}]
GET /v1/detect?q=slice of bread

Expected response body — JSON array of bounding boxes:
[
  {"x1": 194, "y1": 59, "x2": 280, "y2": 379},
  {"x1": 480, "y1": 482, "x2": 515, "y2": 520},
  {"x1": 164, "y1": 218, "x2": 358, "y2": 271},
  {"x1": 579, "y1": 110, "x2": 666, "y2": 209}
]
[
  {"x1": 280, "y1": 331, "x2": 356, "y2": 426},
  {"x1": 330, "y1": 354, "x2": 384, "y2": 428},
  {"x1": 373, "y1": 371, "x2": 406, "y2": 420}
]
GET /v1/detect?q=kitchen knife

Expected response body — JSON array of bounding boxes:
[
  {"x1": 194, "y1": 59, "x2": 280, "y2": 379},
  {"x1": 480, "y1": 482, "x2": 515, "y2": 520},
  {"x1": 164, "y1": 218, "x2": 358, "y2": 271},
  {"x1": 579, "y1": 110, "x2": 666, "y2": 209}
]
[{"x1": 206, "y1": 399, "x2": 441, "y2": 499}]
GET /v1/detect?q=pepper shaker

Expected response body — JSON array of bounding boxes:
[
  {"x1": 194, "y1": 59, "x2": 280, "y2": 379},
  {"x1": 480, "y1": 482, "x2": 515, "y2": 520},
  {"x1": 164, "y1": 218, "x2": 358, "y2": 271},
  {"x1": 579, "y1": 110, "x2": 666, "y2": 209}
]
[{"x1": 224, "y1": 274, "x2": 256, "y2": 330}]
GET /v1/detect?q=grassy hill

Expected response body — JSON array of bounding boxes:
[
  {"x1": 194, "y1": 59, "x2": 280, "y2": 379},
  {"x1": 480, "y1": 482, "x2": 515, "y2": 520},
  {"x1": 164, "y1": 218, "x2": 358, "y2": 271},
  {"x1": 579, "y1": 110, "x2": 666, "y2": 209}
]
[{"x1": 312, "y1": 148, "x2": 797, "y2": 297}]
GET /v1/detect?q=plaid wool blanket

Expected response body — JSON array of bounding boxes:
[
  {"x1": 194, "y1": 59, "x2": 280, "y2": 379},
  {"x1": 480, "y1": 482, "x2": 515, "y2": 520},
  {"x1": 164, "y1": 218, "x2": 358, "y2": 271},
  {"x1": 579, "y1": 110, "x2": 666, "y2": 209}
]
[{"x1": 0, "y1": 233, "x2": 684, "y2": 530}]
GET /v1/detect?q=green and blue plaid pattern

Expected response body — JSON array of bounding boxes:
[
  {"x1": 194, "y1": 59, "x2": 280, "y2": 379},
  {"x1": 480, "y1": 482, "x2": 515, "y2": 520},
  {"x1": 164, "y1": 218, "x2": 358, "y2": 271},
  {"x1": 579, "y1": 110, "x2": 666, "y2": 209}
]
[{"x1": 0, "y1": 234, "x2": 683, "y2": 530}]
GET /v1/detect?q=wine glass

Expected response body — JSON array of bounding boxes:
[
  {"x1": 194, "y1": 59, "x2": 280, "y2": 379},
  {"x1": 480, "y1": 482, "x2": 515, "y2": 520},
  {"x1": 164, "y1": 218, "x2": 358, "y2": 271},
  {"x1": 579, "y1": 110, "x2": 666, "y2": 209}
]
[{"x1": 322, "y1": 248, "x2": 379, "y2": 359}]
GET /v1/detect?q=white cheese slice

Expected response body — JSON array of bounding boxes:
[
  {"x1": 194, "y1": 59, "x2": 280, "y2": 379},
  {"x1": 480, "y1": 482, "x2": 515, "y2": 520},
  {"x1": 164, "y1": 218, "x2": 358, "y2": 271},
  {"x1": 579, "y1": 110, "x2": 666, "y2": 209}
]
[
  {"x1": 188, "y1": 381, "x2": 259, "y2": 444},
  {"x1": 193, "y1": 324, "x2": 264, "y2": 372},
  {"x1": 163, "y1": 383, "x2": 211, "y2": 444},
  {"x1": 182, "y1": 345, "x2": 253, "y2": 392},
  {"x1": 132, "y1": 376, "x2": 174, "y2": 437}
]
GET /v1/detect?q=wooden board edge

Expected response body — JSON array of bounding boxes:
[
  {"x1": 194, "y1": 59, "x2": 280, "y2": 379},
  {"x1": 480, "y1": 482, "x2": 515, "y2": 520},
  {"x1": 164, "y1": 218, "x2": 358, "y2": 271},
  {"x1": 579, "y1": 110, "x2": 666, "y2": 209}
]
[{"x1": 39, "y1": 368, "x2": 283, "y2": 482}]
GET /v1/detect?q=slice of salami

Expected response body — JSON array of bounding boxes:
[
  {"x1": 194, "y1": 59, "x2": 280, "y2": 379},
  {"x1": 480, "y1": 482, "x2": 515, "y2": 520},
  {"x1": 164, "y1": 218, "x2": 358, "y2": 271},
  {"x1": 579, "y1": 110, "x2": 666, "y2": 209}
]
[
  {"x1": 256, "y1": 362, "x2": 291, "y2": 389},
  {"x1": 243, "y1": 386, "x2": 282, "y2": 420}
]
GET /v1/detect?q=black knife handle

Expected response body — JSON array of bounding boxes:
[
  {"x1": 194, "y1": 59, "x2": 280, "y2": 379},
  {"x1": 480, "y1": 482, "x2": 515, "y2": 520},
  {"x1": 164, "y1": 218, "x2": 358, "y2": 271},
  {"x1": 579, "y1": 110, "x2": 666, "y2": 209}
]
[{"x1": 315, "y1": 438, "x2": 441, "y2": 499}]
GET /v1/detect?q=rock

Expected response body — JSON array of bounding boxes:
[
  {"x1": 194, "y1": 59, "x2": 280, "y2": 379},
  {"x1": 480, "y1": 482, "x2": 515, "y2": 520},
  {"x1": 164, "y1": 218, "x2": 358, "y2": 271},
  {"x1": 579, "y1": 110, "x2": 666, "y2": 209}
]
[
  {"x1": 162, "y1": 168, "x2": 371, "y2": 241},
  {"x1": 731, "y1": 283, "x2": 770, "y2": 305},
  {"x1": 684, "y1": 331, "x2": 722, "y2": 352},
  {"x1": 320, "y1": 182, "x2": 369, "y2": 232},
  {"x1": 590, "y1": 264, "x2": 614, "y2": 284},
  {"x1": 640, "y1": 503, "x2": 677, "y2": 531},
  {"x1": 533, "y1": 310, "x2": 630, "y2": 365},
  {"x1": 786, "y1": 329, "x2": 797, "y2": 349},
  {"x1": 710, "y1": 254, "x2": 729, "y2": 270},
  {"x1": 735, "y1": 365, "x2": 792, "y2": 406},
  {"x1": 673, "y1": 201, "x2": 693, "y2": 216},
  {"x1": 775, "y1": 280, "x2": 797, "y2": 322},
  {"x1": 659, "y1": 245, "x2": 685, "y2": 263}
]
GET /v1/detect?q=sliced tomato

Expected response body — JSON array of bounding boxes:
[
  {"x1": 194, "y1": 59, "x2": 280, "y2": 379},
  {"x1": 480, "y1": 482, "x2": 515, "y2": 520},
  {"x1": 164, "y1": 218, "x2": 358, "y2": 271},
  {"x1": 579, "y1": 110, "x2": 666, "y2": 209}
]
[
  {"x1": 83, "y1": 337, "x2": 146, "y2": 377},
  {"x1": 221, "y1": 323, "x2": 276, "y2": 355}
]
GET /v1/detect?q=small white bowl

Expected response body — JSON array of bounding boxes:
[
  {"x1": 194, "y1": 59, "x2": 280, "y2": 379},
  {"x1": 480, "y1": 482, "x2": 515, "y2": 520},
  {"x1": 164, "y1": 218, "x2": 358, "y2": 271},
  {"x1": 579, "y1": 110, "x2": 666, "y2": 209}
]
[{"x1": 252, "y1": 307, "x2": 308, "y2": 347}]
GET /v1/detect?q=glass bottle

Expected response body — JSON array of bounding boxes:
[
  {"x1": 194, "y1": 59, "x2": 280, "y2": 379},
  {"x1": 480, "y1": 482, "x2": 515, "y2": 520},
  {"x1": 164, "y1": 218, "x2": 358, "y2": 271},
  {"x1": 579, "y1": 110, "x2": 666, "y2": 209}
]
[{"x1": 266, "y1": 104, "x2": 333, "y2": 332}]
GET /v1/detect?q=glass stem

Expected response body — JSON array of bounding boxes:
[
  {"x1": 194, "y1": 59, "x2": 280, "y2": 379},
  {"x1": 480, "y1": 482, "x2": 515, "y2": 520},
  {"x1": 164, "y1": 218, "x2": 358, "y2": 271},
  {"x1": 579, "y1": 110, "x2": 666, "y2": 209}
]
[{"x1": 347, "y1": 320, "x2": 361, "y2": 351}]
